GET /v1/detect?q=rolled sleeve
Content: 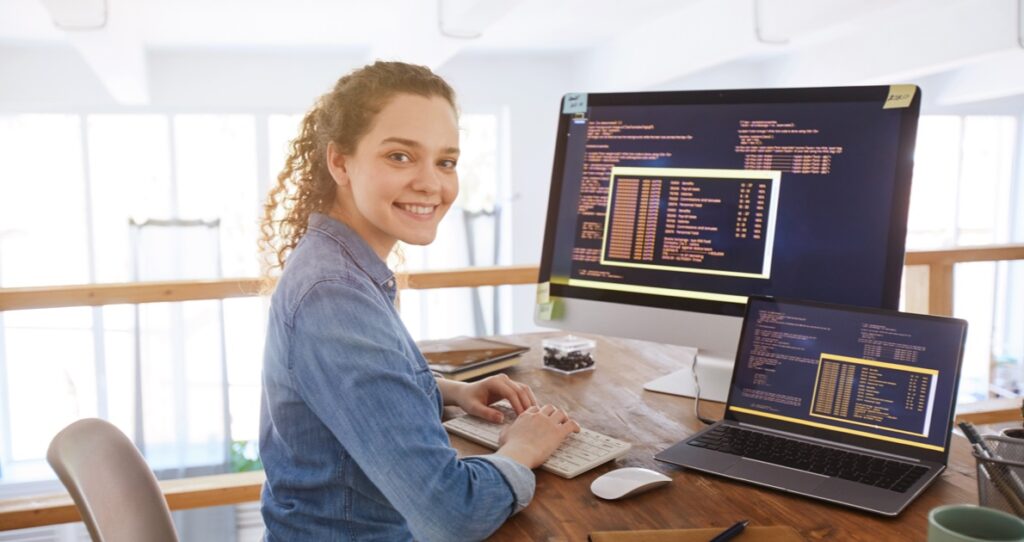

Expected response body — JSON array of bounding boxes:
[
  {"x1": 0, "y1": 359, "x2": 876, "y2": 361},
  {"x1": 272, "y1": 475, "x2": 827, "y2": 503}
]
[{"x1": 468, "y1": 455, "x2": 535, "y2": 514}]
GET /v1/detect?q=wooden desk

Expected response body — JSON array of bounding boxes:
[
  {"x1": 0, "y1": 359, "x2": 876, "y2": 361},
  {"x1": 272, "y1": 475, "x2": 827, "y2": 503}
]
[
  {"x1": 453, "y1": 332, "x2": 978, "y2": 541},
  {"x1": 0, "y1": 332, "x2": 980, "y2": 538}
]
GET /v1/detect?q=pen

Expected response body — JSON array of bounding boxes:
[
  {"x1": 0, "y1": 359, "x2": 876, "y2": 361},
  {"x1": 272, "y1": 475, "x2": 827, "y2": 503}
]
[{"x1": 709, "y1": 519, "x2": 748, "y2": 542}]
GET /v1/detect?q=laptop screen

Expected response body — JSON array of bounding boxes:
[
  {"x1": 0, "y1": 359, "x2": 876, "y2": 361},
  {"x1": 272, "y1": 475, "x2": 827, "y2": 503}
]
[{"x1": 726, "y1": 297, "x2": 967, "y2": 462}]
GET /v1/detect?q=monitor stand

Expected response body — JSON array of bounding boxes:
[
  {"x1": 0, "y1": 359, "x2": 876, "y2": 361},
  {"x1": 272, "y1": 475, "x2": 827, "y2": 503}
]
[{"x1": 643, "y1": 351, "x2": 734, "y2": 403}]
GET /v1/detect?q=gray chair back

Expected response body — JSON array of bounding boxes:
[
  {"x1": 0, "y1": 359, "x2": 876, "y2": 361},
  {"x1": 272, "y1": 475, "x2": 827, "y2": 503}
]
[{"x1": 47, "y1": 418, "x2": 178, "y2": 542}]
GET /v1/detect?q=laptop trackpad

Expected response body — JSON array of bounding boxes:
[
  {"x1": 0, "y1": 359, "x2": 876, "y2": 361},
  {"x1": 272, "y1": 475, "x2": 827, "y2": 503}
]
[{"x1": 726, "y1": 459, "x2": 827, "y2": 494}]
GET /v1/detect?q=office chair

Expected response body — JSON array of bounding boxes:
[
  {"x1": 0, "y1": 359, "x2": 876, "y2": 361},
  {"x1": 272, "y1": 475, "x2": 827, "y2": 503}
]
[{"x1": 47, "y1": 418, "x2": 178, "y2": 542}]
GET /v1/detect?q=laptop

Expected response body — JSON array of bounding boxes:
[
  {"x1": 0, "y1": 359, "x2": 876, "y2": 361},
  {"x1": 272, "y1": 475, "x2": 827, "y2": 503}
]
[{"x1": 656, "y1": 296, "x2": 967, "y2": 516}]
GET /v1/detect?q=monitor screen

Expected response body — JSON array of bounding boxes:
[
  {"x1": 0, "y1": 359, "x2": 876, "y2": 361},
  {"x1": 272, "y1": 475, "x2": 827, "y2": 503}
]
[
  {"x1": 727, "y1": 297, "x2": 966, "y2": 462},
  {"x1": 535, "y1": 86, "x2": 920, "y2": 399}
]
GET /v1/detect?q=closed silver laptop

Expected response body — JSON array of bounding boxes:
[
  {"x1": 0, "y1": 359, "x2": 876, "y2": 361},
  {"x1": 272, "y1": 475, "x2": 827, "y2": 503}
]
[{"x1": 656, "y1": 297, "x2": 967, "y2": 516}]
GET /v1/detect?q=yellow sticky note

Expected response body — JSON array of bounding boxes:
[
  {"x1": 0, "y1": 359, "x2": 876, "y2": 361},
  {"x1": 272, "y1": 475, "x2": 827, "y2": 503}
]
[
  {"x1": 537, "y1": 298, "x2": 563, "y2": 321},
  {"x1": 536, "y1": 282, "x2": 551, "y2": 304},
  {"x1": 883, "y1": 85, "x2": 916, "y2": 109},
  {"x1": 537, "y1": 302, "x2": 554, "y2": 320}
]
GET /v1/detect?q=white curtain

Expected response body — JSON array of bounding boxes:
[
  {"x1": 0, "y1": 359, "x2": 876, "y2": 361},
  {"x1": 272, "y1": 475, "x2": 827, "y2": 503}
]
[{"x1": 130, "y1": 218, "x2": 234, "y2": 540}]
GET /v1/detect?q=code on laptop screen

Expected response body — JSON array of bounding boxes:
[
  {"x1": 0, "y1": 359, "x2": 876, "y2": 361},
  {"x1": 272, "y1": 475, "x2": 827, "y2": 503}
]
[{"x1": 728, "y1": 298, "x2": 966, "y2": 453}]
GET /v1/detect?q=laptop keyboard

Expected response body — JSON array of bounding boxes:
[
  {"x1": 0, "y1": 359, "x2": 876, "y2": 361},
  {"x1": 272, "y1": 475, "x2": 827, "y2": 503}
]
[{"x1": 688, "y1": 425, "x2": 929, "y2": 492}]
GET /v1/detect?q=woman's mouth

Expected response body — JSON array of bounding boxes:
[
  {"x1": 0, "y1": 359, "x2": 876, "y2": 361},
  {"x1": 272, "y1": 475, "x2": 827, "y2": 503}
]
[{"x1": 397, "y1": 203, "x2": 437, "y2": 217}]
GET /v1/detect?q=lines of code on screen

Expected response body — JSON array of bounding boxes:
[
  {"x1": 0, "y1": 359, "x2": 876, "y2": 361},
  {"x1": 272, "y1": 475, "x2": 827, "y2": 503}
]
[
  {"x1": 728, "y1": 300, "x2": 962, "y2": 452},
  {"x1": 547, "y1": 100, "x2": 906, "y2": 309},
  {"x1": 601, "y1": 168, "x2": 779, "y2": 278},
  {"x1": 810, "y1": 354, "x2": 936, "y2": 438}
]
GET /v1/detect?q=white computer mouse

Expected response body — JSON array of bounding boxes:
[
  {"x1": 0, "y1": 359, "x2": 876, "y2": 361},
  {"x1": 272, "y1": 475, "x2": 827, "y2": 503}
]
[{"x1": 590, "y1": 467, "x2": 672, "y2": 500}]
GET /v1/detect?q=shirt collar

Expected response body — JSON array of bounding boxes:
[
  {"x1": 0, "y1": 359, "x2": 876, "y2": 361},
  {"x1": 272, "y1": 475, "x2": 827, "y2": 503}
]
[{"x1": 307, "y1": 212, "x2": 395, "y2": 289}]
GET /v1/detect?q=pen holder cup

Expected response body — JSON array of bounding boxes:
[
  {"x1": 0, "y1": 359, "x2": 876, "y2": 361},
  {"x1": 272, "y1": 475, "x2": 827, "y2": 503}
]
[{"x1": 975, "y1": 436, "x2": 1024, "y2": 518}]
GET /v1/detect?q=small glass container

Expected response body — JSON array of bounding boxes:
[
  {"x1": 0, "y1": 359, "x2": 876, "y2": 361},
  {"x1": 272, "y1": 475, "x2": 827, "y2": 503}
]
[{"x1": 541, "y1": 335, "x2": 596, "y2": 375}]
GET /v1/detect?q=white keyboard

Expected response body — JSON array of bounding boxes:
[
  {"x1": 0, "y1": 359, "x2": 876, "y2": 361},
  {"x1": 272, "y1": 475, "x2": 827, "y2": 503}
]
[{"x1": 443, "y1": 401, "x2": 631, "y2": 479}]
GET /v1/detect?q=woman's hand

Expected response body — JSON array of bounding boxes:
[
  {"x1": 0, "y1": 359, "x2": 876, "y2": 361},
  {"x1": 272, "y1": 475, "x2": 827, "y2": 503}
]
[
  {"x1": 496, "y1": 405, "x2": 580, "y2": 468},
  {"x1": 448, "y1": 374, "x2": 537, "y2": 423}
]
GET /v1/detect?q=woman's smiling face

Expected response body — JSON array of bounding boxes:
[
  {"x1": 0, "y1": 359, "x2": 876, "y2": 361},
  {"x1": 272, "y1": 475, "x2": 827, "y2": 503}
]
[{"x1": 327, "y1": 93, "x2": 460, "y2": 259}]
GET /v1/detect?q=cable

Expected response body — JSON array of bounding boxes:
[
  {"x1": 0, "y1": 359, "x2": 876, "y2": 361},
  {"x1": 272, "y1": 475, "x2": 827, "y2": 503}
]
[{"x1": 692, "y1": 353, "x2": 717, "y2": 425}]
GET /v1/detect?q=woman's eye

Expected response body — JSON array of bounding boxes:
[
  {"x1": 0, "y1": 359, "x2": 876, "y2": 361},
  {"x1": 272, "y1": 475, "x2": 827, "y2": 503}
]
[{"x1": 388, "y1": 152, "x2": 411, "y2": 163}]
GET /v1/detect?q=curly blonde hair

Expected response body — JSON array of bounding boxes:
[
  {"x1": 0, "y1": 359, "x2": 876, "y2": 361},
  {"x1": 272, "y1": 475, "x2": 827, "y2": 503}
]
[{"x1": 258, "y1": 61, "x2": 457, "y2": 290}]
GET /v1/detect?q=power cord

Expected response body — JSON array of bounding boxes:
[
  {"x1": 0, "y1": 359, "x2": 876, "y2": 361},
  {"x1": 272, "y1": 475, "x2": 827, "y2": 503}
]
[{"x1": 692, "y1": 353, "x2": 717, "y2": 426}]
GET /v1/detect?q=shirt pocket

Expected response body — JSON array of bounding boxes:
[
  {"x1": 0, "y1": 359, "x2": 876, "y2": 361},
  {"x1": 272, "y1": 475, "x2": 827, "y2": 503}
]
[{"x1": 412, "y1": 365, "x2": 438, "y2": 402}]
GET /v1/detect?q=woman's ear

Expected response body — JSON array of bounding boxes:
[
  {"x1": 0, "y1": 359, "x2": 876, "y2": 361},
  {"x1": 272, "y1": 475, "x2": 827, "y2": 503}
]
[{"x1": 326, "y1": 142, "x2": 350, "y2": 187}]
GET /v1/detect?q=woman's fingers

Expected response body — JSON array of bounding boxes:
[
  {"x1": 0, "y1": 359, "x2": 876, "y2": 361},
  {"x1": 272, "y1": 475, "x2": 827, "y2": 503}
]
[
  {"x1": 507, "y1": 381, "x2": 536, "y2": 413},
  {"x1": 517, "y1": 401, "x2": 577, "y2": 432},
  {"x1": 489, "y1": 376, "x2": 537, "y2": 414},
  {"x1": 501, "y1": 382, "x2": 524, "y2": 413},
  {"x1": 488, "y1": 375, "x2": 527, "y2": 413},
  {"x1": 515, "y1": 382, "x2": 537, "y2": 410}
]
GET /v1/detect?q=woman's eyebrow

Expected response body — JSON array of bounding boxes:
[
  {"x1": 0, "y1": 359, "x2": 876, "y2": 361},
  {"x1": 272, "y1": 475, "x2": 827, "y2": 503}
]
[
  {"x1": 380, "y1": 137, "x2": 459, "y2": 155},
  {"x1": 380, "y1": 136, "x2": 421, "y2": 148}
]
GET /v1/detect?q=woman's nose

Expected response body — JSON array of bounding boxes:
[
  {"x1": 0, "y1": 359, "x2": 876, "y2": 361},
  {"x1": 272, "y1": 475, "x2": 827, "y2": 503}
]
[{"x1": 411, "y1": 163, "x2": 442, "y2": 193}]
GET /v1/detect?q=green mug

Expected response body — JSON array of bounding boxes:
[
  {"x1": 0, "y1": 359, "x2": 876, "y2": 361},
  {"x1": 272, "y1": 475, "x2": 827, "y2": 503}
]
[{"x1": 928, "y1": 504, "x2": 1024, "y2": 541}]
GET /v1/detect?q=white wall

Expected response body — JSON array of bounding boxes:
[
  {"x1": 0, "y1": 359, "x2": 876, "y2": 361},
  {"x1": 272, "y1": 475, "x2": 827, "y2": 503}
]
[
  {"x1": 0, "y1": 45, "x2": 111, "y2": 109},
  {"x1": 148, "y1": 48, "x2": 364, "y2": 110}
]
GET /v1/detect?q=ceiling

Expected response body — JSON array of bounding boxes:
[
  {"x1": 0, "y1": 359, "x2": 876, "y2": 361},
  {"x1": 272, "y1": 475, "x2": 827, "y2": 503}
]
[
  {"x1": 1, "y1": 0, "x2": 688, "y2": 50},
  {"x1": 2, "y1": 0, "x2": 1024, "y2": 108}
]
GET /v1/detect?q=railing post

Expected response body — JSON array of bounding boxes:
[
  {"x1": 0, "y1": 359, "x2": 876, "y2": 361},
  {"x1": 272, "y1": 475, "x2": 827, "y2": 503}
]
[
  {"x1": 902, "y1": 265, "x2": 929, "y2": 314},
  {"x1": 927, "y1": 262, "x2": 954, "y2": 317}
]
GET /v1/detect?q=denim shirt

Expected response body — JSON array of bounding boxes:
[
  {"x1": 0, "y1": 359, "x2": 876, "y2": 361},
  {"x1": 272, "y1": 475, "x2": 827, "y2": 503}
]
[{"x1": 260, "y1": 213, "x2": 534, "y2": 541}]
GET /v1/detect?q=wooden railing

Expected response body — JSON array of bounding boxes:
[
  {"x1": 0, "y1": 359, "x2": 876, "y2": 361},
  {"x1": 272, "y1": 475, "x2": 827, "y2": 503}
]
[
  {"x1": 1, "y1": 247, "x2": 1022, "y2": 313},
  {"x1": 0, "y1": 265, "x2": 540, "y2": 311},
  {"x1": 1, "y1": 246, "x2": 1023, "y2": 531},
  {"x1": 903, "y1": 244, "x2": 1024, "y2": 316},
  {"x1": 0, "y1": 471, "x2": 264, "y2": 531}
]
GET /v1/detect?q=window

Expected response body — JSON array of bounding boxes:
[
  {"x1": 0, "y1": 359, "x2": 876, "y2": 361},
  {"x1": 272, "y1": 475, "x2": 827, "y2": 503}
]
[
  {"x1": 0, "y1": 115, "x2": 94, "y2": 482},
  {"x1": 0, "y1": 113, "x2": 267, "y2": 482},
  {"x1": 0, "y1": 109, "x2": 508, "y2": 485},
  {"x1": 907, "y1": 115, "x2": 1020, "y2": 402},
  {"x1": 88, "y1": 115, "x2": 173, "y2": 283},
  {"x1": 175, "y1": 115, "x2": 260, "y2": 277},
  {"x1": 0, "y1": 115, "x2": 90, "y2": 287}
]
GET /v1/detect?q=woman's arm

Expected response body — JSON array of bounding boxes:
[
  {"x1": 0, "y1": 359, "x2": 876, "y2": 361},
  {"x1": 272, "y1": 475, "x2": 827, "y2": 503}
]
[
  {"x1": 436, "y1": 378, "x2": 466, "y2": 407},
  {"x1": 288, "y1": 280, "x2": 534, "y2": 541}
]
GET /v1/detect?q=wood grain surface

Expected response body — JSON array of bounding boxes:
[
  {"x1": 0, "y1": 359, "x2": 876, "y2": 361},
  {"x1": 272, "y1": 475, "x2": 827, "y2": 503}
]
[{"x1": 450, "y1": 333, "x2": 979, "y2": 542}]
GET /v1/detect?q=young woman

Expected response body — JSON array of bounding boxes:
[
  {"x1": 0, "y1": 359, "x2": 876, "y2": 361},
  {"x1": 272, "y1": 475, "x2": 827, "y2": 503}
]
[{"x1": 257, "y1": 61, "x2": 580, "y2": 541}]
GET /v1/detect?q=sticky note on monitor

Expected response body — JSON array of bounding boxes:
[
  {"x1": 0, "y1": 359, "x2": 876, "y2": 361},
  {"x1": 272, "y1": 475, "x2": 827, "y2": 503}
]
[
  {"x1": 536, "y1": 282, "x2": 551, "y2": 304},
  {"x1": 883, "y1": 85, "x2": 916, "y2": 109},
  {"x1": 537, "y1": 298, "x2": 563, "y2": 321},
  {"x1": 562, "y1": 93, "x2": 587, "y2": 114}
]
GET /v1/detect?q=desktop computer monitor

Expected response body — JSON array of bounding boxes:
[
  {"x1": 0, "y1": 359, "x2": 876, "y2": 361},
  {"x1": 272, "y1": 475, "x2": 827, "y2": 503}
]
[{"x1": 535, "y1": 85, "x2": 921, "y2": 401}]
